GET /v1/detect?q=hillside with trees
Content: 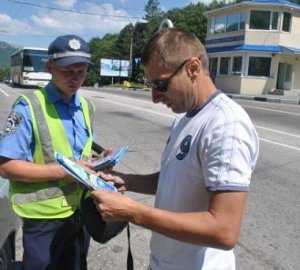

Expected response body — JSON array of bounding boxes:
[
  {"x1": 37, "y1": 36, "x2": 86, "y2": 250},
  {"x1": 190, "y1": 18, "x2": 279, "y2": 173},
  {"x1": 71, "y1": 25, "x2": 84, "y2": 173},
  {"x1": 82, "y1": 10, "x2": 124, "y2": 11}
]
[
  {"x1": 0, "y1": 41, "x2": 18, "y2": 68},
  {"x1": 0, "y1": 41, "x2": 18, "y2": 81}
]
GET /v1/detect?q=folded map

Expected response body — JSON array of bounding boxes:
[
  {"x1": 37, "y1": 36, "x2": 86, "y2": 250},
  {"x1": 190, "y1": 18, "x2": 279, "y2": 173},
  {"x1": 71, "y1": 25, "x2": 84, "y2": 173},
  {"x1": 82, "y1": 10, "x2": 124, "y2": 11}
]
[{"x1": 54, "y1": 152, "x2": 117, "y2": 191}]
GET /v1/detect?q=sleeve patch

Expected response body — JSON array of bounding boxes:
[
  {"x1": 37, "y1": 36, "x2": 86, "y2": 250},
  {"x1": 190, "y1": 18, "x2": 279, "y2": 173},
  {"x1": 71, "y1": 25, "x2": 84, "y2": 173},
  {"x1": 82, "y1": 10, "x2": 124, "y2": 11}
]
[{"x1": 0, "y1": 111, "x2": 23, "y2": 138}]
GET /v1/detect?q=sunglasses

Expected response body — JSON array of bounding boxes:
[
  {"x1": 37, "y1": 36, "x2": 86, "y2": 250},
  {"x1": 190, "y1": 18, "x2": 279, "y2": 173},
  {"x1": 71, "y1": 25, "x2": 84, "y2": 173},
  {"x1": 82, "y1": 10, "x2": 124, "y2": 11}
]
[{"x1": 146, "y1": 58, "x2": 191, "y2": 93}]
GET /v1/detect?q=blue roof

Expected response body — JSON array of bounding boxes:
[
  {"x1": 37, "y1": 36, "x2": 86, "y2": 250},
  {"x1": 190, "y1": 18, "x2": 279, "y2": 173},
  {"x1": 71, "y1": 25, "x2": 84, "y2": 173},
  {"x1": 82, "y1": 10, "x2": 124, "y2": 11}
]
[
  {"x1": 205, "y1": 0, "x2": 300, "y2": 15},
  {"x1": 206, "y1": 44, "x2": 300, "y2": 54},
  {"x1": 242, "y1": 0, "x2": 300, "y2": 9},
  {"x1": 282, "y1": 46, "x2": 300, "y2": 54}
]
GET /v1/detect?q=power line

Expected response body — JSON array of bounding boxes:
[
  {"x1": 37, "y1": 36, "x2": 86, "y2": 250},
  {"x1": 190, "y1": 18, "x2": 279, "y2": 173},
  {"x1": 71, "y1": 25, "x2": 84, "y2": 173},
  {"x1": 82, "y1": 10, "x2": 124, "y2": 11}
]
[{"x1": 7, "y1": 0, "x2": 144, "y2": 21}]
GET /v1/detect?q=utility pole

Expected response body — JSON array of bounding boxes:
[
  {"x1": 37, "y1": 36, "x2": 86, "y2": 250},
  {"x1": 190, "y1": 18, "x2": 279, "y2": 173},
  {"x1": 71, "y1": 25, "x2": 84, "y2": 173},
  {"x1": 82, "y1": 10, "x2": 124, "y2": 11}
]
[{"x1": 129, "y1": 35, "x2": 133, "y2": 79}]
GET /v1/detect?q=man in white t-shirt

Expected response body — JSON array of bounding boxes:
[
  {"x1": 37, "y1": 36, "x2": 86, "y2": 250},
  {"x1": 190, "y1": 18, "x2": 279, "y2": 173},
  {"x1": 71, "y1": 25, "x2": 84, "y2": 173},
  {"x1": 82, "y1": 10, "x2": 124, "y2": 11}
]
[{"x1": 91, "y1": 28, "x2": 259, "y2": 270}]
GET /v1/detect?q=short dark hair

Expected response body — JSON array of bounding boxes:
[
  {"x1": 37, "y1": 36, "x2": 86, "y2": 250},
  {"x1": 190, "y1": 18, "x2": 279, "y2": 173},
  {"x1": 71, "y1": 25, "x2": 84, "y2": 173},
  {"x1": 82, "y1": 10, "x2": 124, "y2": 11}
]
[{"x1": 141, "y1": 28, "x2": 209, "y2": 72}]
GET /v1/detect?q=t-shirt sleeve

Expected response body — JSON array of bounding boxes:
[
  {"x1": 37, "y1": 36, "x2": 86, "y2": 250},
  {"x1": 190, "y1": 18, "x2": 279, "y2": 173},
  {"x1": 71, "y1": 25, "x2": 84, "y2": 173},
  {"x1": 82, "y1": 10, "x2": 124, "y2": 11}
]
[
  {"x1": 0, "y1": 98, "x2": 34, "y2": 161},
  {"x1": 199, "y1": 115, "x2": 259, "y2": 192}
]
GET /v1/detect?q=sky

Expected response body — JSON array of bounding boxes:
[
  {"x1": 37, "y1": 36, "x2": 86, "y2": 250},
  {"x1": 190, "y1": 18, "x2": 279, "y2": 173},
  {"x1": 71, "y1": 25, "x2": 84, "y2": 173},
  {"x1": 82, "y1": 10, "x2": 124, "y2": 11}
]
[{"x1": 0, "y1": 0, "x2": 211, "y2": 48}]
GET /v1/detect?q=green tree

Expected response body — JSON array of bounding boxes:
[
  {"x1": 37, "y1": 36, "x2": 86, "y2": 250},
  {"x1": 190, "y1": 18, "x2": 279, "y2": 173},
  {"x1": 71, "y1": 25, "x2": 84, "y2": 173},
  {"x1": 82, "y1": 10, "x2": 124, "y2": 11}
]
[
  {"x1": 0, "y1": 66, "x2": 10, "y2": 81},
  {"x1": 144, "y1": 0, "x2": 163, "y2": 20},
  {"x1": 89, "y1": 33, "x2": 119, "y2": 63},
  {"x1": 124, "y1": 22, "x2": 148, "y2": 82},
  {"x1": 86, "y1": 34, "x2": 118, "y2": 86},
  {"x1": 132, "y1": 22, "x2": 148, "y2": 56},
  {"x1": 165, "y1": 3, "x2": 207, "y2": 43},
  {"x1": 290, "y1": 0, "x2": 300, "y2": 4},
  {"x1": 114, "y1": 24, "x2": 134, "y2": 59},
  {"x1": 207, "y1": 0, "x2": 227, "y2": 10},
  {"x1": 84, "y1": 67, "x2": 98, "y2": 86},
  {"x1": 143, "y1": 0, "x2": 164, "y2": 42}
]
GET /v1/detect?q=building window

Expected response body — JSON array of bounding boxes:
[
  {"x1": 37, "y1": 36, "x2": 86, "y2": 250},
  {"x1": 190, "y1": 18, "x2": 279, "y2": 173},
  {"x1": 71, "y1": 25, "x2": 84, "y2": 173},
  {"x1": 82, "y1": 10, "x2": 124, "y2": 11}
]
[
  {"x1": 240, "y1": 13, "x2": 246, "y2": 30},
  {"x1": 209, "y1": 12, "x2": 246, "y2": 34},
  {"x1": 248, "y1": 57, "x2": 271, "y2": 77},
  {"x1": 282, "y1": 12, "x2": 291, "y2": 32},
  {"x1": 277, "y1": 63, "x2": 292, "y2": 90},
  {"x1": 271, "y1": 12, "x2": 279, "y2": 30},
  {"x1": 232, "y1": 56, "x2": 243, "y2": 74},
  {"x1": 250, "y1": 10, "x2": 271, "y2": 30},
  {"x1": 220, "y1": 57, "x2": 231, "y2": 75},
  {"x1": 214, "y1": 16, "x2": 226, "y2": 33},
  {"x1": 227, "y1": 13, "x2": 240, "y2": 32},
  {"x1": 209, "y1": 57, "x2": 218, "y2": 78},
  {"x1": 208, "y1": 18, "x2": 214, "y2": 34}
]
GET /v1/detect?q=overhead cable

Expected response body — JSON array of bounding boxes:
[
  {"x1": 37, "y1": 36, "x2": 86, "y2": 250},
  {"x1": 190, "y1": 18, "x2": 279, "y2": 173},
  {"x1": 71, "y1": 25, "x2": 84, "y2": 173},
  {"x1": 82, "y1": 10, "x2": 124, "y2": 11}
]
[{"x1": 7, "y1": 0, "x2": 144, "y2": 20}]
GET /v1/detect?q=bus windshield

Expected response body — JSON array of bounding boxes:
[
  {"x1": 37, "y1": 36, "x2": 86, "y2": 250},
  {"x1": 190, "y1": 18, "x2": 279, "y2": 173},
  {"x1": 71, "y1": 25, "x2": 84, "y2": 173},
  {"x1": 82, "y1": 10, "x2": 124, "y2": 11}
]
[{"x1": 23, "y1": 50, "x2": 48, "y2": 72}]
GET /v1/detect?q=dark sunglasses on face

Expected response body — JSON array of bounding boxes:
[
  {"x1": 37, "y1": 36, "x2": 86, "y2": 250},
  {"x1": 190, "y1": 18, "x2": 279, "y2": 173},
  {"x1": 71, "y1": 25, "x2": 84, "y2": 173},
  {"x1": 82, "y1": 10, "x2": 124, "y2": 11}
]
[{"x1": 146, "y1": 58, "x2": 191, "y2": 93}]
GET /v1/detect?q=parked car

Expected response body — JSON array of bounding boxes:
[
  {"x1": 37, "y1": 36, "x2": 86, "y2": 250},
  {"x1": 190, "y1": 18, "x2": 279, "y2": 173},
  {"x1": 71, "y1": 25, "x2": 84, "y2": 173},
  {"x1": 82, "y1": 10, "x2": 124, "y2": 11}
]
[{"x1": 0, "y1": 176, "x2": 20, "y2": 270}]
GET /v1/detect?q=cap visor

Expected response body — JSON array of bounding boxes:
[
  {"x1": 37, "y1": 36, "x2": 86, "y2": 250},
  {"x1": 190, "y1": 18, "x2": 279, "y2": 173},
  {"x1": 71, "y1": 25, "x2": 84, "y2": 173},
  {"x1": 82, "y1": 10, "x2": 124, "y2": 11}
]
[{"x1": 54, "y1": 56, "x2": 92, "y2": 67}]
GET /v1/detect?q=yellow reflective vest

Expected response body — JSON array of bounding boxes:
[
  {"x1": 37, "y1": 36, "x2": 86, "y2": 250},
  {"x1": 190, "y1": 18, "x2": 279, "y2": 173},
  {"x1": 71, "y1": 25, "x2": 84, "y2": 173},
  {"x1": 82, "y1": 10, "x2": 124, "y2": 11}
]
[{"x1": 10, "y1": 88, "x2": 94, "y2": 219}]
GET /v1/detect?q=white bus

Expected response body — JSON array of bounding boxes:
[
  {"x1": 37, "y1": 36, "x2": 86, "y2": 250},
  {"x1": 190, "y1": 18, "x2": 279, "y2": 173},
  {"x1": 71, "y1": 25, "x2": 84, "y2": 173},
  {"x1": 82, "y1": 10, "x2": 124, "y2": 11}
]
[{"x1": 11, "y1": 47, "x2": 51, "y2": 87}]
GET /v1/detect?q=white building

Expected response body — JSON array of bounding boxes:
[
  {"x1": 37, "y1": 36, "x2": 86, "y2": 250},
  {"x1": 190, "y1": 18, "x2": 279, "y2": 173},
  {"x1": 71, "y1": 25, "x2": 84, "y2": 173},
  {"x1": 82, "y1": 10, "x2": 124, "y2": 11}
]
[{"x1": 205, "y1": 0, "x2": 300, "y2": 96}]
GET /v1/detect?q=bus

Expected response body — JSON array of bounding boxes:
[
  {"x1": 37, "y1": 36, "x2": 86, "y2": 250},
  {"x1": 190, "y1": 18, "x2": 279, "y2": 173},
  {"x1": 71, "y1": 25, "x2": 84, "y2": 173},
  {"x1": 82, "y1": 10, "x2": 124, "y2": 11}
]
[{"x1": 11, "y1": 47, "x2": 51, "y2": 87}]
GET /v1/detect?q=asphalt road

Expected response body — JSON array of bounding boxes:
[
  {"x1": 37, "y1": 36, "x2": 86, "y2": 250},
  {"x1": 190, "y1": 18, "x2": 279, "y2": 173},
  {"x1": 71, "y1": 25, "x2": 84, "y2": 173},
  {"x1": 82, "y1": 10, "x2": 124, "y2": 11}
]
[{"x1": 0, "y1": 83, "x2": 299, "y2": 270}]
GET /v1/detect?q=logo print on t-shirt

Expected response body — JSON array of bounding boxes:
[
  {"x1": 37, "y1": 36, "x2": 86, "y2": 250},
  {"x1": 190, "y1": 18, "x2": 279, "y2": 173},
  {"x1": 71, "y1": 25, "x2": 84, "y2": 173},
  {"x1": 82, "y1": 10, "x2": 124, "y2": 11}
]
[{"x1": 176, "y1": 135, "x2": 192, "y2": 160}]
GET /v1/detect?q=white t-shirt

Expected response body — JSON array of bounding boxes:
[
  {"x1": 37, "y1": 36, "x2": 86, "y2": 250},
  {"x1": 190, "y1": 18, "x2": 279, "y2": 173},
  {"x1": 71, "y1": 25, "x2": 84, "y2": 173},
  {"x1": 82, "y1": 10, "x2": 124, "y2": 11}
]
[{"x1": 150, "y1": 92, "x2": 259, "y2": 270}]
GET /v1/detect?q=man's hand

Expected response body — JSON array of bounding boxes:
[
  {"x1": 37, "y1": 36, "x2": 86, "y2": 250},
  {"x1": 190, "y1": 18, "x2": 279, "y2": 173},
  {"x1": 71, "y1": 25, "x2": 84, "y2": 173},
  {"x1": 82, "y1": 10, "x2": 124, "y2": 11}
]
[{"x1": 91, "y1": 190, "x2": 139, "y2": 222}]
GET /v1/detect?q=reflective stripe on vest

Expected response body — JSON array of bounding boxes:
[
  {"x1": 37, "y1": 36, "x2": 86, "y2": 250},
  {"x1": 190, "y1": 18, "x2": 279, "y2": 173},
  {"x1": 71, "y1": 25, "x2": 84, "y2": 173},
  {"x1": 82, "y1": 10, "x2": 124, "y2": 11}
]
[
  {"x1": 10, "y1": 89, "x2": 94, "y2": 218},
  {"x1": 14, "y1": 182, "x2": 78, "y2": 204},
  {"x1": 23, "y1": 91, "x2": 54, "y2": 163}
]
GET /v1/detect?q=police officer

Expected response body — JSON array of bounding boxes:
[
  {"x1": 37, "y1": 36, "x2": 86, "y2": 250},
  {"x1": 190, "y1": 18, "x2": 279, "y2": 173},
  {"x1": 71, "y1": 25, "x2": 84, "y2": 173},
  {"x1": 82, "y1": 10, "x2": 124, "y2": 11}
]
[{"x1": 0, "y1": 35, "x2": 95, "y2": 270}]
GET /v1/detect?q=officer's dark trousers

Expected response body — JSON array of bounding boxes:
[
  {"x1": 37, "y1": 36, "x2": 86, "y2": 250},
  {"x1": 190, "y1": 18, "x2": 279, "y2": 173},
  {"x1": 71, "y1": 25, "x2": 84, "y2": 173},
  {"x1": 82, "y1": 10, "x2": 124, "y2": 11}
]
[{"x1": 22, "y1": 211, "x2": 90, "y2": 270}]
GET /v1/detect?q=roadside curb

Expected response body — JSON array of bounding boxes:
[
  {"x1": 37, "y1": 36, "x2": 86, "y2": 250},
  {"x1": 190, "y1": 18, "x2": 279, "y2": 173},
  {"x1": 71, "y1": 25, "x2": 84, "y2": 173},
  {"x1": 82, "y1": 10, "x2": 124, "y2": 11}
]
[{"x1": 227, "y1": 93, "x2": 300, "y2": 105}]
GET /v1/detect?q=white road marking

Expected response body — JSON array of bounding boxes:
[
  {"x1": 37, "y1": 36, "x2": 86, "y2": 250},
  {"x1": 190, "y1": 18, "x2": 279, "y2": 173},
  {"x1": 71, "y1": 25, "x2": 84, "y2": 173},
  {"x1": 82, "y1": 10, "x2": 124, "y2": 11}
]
[
  {"x1": 259, "y1": 137, "x2": 300, "y2": 152},
  {"x1": 0, "y1": 87, "x2": 9, "y2": 97},
  {"x1": 256, "y1": 125, "x2": 300, "y2": 139},
  {"x1": 99, "y1": 97, "x2": 175, "y2": 119},
  {"x1": 97, "y1": 95, "x2": 300, "y2": 152},
  {"x1": 244, "y1": 104, "x2": 300, "y2": 117}
]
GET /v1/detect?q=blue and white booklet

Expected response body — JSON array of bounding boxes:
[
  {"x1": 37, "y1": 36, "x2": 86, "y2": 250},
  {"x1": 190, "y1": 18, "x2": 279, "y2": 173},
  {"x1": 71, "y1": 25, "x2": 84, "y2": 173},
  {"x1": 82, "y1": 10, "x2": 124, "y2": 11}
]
[
  {"x1": 54, "y1": 152, "x2": 117, "y2": 192},
  {"x1": 91, "y1": 146, "x2": 128, "y2": 171}
]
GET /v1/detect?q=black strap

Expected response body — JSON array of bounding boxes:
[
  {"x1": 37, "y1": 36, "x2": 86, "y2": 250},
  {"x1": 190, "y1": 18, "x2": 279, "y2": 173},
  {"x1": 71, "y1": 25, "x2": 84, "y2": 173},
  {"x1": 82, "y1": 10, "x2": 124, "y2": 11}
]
[
  {"x1": 78, "y1": 215, "x2": 88, "y2": 270},
  {"x1": 92, "y1": 141, "x2": 105, "y2": 154},
  {"x1": 127, "y1": 224, "x2": 134, "y2": 270},
  {"x1": 79, "y1": 189, "x2": 88, "y2": 270}
]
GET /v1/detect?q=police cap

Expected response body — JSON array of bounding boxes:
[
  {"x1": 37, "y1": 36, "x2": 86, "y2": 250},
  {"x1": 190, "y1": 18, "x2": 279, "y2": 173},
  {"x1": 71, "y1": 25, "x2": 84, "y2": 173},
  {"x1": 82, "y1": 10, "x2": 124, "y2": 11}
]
[{"x1": 48, "y1": 34, "x2": 92, "y2": 67}]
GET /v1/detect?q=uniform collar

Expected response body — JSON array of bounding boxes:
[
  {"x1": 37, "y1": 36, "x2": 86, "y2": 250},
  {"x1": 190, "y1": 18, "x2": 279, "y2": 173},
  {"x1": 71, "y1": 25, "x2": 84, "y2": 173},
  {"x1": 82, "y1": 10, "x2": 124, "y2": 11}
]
[{"x1": 45, "y1": 82, "x2": 80, "y2": 107}]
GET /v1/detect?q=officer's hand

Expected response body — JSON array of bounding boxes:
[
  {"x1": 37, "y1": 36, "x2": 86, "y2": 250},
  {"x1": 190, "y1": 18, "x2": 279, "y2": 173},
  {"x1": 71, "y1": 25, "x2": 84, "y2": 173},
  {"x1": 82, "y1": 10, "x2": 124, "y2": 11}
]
[
  {"x1": 102, "y1": 148, "x2": 114, "y2": 173},
  {"x1": 59, "y1": 160, "x2": 97, "y2": 183},
  {"x1": 77, "y1": 160, "x2": 95, "y2": 173},
  {"x1": 91, "y1": 148, "x2": 114, "y2": 173},
  {"x1": 91, "y1": 189, "x2": 137, "y2": 222},
  {"x1": 52, "y1": 163, "x2": 74, "y2": 182},
  {"x1": 97, "y1": 171, "x2": 126, "y2": 192}
]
